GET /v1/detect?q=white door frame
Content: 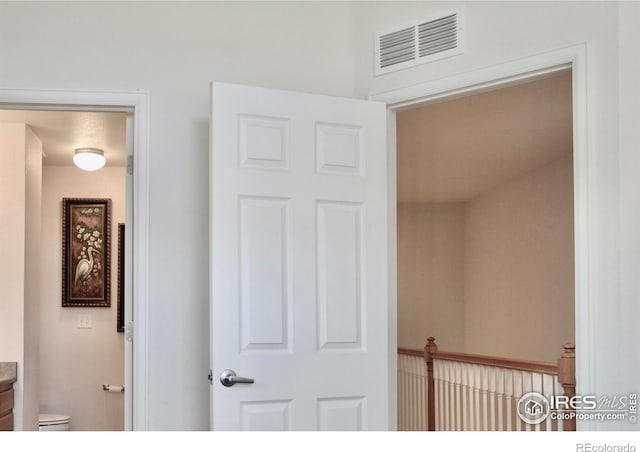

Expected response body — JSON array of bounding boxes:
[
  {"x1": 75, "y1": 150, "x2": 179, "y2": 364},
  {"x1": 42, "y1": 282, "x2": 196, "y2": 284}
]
[
  {"x1": 0, "y1": 88, "x2": 150, "y2": 431},
  {"x1": 371, "y1": 43, "x2": 593, "y2": 431}
]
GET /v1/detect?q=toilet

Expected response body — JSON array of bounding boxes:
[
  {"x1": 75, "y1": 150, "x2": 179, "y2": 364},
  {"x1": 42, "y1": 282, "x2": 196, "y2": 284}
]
[{"x1": 38, "y1": 413, "x2": 71, "y2": 431}]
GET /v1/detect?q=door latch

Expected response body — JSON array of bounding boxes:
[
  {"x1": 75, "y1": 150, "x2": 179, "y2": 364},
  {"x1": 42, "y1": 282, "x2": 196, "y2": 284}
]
[{"x1": 125, "y1": 321, "x2": 134, "y2": 343}]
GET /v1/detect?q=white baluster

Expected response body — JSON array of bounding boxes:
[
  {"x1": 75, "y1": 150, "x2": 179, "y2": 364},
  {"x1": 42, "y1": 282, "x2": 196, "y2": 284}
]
[
  {"x1": 473, "y1": 364, "x2": 481, "y2": 431},
  {"x1": 442, "y1": 361, "x2": 448, "y2": 431},
  {"x1": 416, "y1": 356, "x2": 423, "y2": 430},
  {"x1": 400, "y1": 369, "x2": 404, "y2": 430},
  {"x1": 522, "y1": 371, "x2": 533, "y2": 432},
  {"x1": 447, "y1": 360, "x2": 454, "y2": 431},
  {"x1": 480, "y1": 365, "x2": 489, "y2": 431},
  {"x1": 411, "y1": 356, "x2": 422, "y2": 431},
  {"x1": 531, "y1": 372, "x2": 543, "y2": 432},
  {"x1": 411, "y1": 359, "x2": 416, "y2": 430},
  {"x1": 453, "y1": 361, "x2": 460, "y2": 431},
  {"x1": 420, "y1": 360, "x2": 427, "y2": 430},
  {"x1": 542, "y1": 373, "x2": 555, "y2": 432},
  {"x1": 488, "y1": 366, "x2": 496, "y2": 431},
  {"x1": 504, "y1": 369, "x2": 513, "y2": 431},
  {"x1": 496, "y1": 367, "x2": 505, "y2": 431},
  {"x1": 555, "y1": 375, "x2": 564, "y2": 432},
  {"x1": 435, "y1": 360, "x2": 442, "y2": 431},
  {"x1": 452, "y1": 361, "x2": 458, "y2": 430},
  {"x1": 461, "y1": 362, "x2": 469, "y2": 430},
  {"x1": 400, "y1": 354, "x2": 405, "y2": 431},
  {"x1": 513, "y1": 371, "x2": 523, "y2": 431},
  {"x1": 414, "y1": 357, "x2": 420, "y2": 430},
  {"x1": 397, "y1": 366, "x2": 400, "y2": 430}
]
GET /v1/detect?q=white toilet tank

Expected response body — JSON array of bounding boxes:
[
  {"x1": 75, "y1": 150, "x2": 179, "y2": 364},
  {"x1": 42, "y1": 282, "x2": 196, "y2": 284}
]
[{"x1": 39, "y1": 413, "x2": 71, "y2": 431}]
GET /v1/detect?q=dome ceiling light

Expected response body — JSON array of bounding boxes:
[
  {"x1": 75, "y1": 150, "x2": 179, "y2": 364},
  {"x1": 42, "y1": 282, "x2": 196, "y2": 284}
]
[{"x1": 73, "y1": 148, "x2": 105, "y2": 171}]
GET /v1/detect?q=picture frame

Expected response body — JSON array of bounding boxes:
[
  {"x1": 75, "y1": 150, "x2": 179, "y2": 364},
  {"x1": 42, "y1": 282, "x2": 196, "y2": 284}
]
[
  {"x1": 62, "y1": 198, "x2": 112, "y2": 307},
  {"x1": 117, "y1": 223, "x2": 125, "y2": 332}
]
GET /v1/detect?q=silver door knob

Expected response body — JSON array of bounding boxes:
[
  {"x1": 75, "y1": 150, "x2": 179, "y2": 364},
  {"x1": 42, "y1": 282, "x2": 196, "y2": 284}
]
[{"x1": 219, "y1": 369, "x2": 254, "y2": 387}]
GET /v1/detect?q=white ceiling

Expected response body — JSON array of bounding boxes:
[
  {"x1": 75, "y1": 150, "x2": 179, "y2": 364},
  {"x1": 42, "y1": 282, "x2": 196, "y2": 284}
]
[
  {"x1": 0, "y1": 109, "x2": 127, "y2": 167},
  {"x1": 397, "y1": 69, "x2": 573, "y2": 203}
]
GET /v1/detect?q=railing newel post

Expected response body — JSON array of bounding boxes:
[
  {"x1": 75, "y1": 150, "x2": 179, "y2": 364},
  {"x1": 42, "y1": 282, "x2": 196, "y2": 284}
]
[
  {"x1": 557, "y1": 343, "x2": 576, "y2": 431},
  {"x1": 424, "y1": 336, "x2": 438, "y2": 431}
]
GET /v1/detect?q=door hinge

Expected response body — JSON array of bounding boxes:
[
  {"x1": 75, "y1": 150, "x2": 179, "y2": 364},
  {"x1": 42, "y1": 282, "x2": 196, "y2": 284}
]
[
  {"x1": 127, "y1": 155, "x2": 134, "y2": 175},
  {"x1": 208, "y1": 370, "x2": 213, "y2": 385},
  {"x1": 125, "y1": 321, "x2": 134, "y2": 342}
]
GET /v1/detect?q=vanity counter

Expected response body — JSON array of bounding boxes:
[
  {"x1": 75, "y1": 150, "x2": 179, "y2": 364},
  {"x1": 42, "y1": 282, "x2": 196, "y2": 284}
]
[
  {"x1": 0, "y1": 362, "x2": 16, "y2": 431},
  {"x1": 0, "y1": 362, "x2": 17, "y2": 386}
]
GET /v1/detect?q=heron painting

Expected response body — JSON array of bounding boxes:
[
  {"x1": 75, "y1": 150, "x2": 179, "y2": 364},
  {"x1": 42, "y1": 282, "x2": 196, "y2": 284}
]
[{"x1": 62, "y1": 198, "x2": 111, "y2": 307}]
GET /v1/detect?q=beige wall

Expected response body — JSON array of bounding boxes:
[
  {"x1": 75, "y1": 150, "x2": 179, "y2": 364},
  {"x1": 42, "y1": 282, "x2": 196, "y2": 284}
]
[
  {"x1": 397, "y1": 203, "x2": 465, "y2": 351},
  {"x1": 40, "y1": 166, "x2": 125, "y2": 431},
  {"x1": 398, "y1": 155, "x2": 574, "y2": 362},
  {"x1": 0, "y1": 124, "x2": 42, "y2": 431},
  {"x1": 463, "y1": 155, "x2": 575, "y2": 362},
  {"x1": 0, "y1": 124, "x2": 27, "y2": 430},
  {"x1": 23, "y1": 127, "x2": 42, "y2": 430}
]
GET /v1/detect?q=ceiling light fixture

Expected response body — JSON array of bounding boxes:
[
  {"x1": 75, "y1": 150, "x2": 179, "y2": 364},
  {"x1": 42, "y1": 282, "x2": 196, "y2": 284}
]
[{"x1": 73, "y1": 148, "x2": 105, "y2": 171}]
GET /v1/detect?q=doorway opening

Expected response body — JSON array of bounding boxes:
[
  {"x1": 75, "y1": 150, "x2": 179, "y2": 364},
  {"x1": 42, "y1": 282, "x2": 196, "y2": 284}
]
[
  {"x1": 0, "y1": 108, "x2": 128, "y2": 431},
  {"x1": 396, "y1": 69, "x2": 574, "y2": 361},
  {"x1": 0, "y1": 88, "x2": 149, "y2": 431}
]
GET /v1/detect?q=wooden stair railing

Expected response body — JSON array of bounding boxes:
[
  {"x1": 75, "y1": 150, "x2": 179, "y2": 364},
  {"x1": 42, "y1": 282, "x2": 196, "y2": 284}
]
[{"x1": 398, "y1": 338, "x2": 576, "y2": 431}]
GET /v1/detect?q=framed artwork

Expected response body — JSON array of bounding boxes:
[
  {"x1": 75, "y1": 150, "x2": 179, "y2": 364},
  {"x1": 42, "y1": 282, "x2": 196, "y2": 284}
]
[
  {"x1": 117, "y1": 223, "x2": 125, "y2": 332},
  {"x1": 62, "y1": 198, "x2": 112, "y2": 307}
]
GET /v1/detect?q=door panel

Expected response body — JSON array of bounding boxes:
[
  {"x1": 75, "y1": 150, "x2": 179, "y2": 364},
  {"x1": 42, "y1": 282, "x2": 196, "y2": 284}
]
[
  {"x1": 316, "y1": 201, "x2": 363, "y2": 350},
  {"x1": 239, "y1": 196, "x2": 291, "y2": 352},
  {"x1": 210, "y1": 82, "x2": 388, "y2": 430},
  {"x1": 317, "y1": 397, "x2": 364, "y2": 431}
]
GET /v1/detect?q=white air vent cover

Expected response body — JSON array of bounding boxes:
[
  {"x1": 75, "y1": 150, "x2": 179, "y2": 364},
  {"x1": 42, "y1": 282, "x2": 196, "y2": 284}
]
[{"x1": 374, "y1": 9, "x2": 464, "y2": 76}]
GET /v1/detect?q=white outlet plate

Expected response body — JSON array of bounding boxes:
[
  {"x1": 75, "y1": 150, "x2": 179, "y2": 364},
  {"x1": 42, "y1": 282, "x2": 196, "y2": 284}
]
[{"x1": 77, "y1": 314, "x2": 92, "y2": 329}]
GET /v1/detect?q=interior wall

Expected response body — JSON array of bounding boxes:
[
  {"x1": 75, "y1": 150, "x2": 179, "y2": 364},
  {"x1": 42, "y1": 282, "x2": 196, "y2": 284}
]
[
  {"x1": 23, "y1": 127, "x2": 42, "y2": 431},
  {"x1": 396, "y1": 157, "x2": 573, "y2": 361},
  {"x1": 0, "y1": 124, "x2": 41, "y2": 431},
  {"x1": 397, "y1": 203, "x2": 464, "y2": 351},
  {"x1": 40, "y1": 166, "x2": 125, "y2": 431},
  {"x1": 0, "y1": 124, "x2": 27, "y2": 431},
  {"x1": 0, "y1": 2, "x2": 358, "y2": 429},
  {"x1": 463, "y1": 154, "x2": 574, "y2": 362}
]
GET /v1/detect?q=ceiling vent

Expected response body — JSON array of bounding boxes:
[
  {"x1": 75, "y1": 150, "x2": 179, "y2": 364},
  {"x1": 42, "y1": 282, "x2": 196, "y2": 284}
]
[{"x1": 374, "y1": 9, "x2": 464, "y2": 76}]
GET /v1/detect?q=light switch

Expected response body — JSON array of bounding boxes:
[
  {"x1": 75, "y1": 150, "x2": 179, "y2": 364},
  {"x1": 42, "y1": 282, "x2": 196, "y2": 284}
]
[{"x1": 77, "y1": 314, "x2": 93, "y2": 329}]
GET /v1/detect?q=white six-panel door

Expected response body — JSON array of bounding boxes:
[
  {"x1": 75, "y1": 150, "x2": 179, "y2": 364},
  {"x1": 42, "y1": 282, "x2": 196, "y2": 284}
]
[{"x1": 210, "y1": 82, "x2": 388, "y2": 430}]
